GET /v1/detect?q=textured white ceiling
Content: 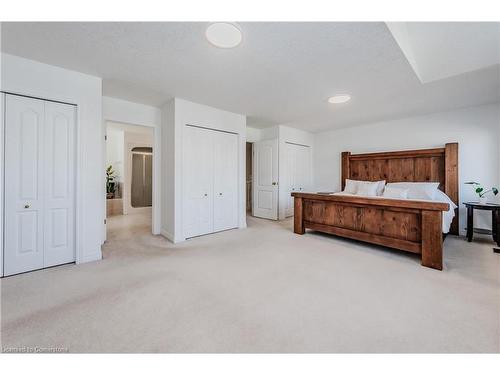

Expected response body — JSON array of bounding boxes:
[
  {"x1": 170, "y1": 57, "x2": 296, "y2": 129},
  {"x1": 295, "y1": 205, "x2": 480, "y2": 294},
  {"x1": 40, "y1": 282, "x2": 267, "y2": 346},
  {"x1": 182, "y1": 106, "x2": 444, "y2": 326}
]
[{"x1": 2, "y1": 22, "x2": 499, "y2": 132}]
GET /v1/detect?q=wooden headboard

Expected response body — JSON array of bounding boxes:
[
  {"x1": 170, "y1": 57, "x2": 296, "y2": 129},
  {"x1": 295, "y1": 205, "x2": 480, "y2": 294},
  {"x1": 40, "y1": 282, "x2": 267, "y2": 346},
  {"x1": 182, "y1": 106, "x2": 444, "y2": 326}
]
[{"x1": 341, "y1": 143, "x2": 459, "y2": 235}]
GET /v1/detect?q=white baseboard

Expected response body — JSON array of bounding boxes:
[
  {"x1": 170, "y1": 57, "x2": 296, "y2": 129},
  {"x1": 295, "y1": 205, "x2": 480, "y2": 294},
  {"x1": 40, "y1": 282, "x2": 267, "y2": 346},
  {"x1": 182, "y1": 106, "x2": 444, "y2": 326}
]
[{"x1": 161, "y1": 228, "x2": 175, "y2": 243}]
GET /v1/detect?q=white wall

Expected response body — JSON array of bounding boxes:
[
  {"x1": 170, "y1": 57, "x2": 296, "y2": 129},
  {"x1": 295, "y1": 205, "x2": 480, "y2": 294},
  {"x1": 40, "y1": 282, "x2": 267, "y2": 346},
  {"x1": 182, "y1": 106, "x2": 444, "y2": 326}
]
[
  {"x1": 246, "y1": 126, "x2": 262, "y2": 143},
  {"x1": 102, "y1": 96, "x2": 162, "y2": 236},
  {"x1": 1, "y1": 53, "x2": 103, "y2": 263},
  {"x1": 0, "y1": 92, "x2": 4, "y2": 276},
  {"x1": 161, "y1": 98, "x2": 247, "y2": 242},
  {"x1": 314, "y1": 104, "x2": 500, "y2": 233},
  {"x1": 161, "y1": 99, "x2": 176, "y2": 241},
  {"x1": 103, "y1": 96, "x2": 161, "y2": 128},
  {"x1": 106, "y1": 126, "x2": 125, "y2": 182}
]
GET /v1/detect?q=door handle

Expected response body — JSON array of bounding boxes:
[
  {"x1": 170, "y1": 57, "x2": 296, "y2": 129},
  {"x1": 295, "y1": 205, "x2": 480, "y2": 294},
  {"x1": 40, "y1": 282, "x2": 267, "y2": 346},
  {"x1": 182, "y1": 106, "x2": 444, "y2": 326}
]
[{"x1": 24, "y1": 204, "x2": 30, "y2": 209}]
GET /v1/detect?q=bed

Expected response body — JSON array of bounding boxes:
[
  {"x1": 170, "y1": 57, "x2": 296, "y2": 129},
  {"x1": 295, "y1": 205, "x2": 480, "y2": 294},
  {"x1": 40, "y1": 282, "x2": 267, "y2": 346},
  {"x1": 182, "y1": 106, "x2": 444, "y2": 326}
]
[{"x1": 291, "y1": 143, "x2": 459, "y2": 270}]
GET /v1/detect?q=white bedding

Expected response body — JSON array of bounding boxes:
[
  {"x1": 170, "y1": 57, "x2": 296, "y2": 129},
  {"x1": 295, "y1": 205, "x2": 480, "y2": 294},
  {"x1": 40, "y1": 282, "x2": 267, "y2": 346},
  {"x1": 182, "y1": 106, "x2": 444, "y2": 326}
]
[{"x1": 333, "y1": 191, "x2": 456, "y2": 234}]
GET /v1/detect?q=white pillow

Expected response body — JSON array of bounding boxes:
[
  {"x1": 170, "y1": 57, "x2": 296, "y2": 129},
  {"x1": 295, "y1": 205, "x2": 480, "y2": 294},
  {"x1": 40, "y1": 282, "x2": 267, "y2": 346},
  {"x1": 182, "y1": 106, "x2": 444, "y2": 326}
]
[
  {"x1": 343, "y1": 179, "x2": 386, "y2": 196},
  {"x1": 386, "y1": 182, "x2": 440, "y2": 200},
  {"x1": 356, "y1": 182, "x2": 379, "y2": 197},
  {"x1": 383, "y1": 187, "x2": 409, "y2": 199},
  {"x1": 343, "y1": 179, "x2": 358, "y2": 194},
  {"x1": 434, "y1": 189, "x2": 458, "y2": 209}
]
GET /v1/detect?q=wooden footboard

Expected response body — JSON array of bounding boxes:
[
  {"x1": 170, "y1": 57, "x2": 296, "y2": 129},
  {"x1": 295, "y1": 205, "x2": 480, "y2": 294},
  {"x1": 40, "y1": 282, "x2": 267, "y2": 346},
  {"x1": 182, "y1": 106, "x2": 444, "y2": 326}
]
[{"x1": 292, "y1": 193, "x2": 449, "y2": 270}]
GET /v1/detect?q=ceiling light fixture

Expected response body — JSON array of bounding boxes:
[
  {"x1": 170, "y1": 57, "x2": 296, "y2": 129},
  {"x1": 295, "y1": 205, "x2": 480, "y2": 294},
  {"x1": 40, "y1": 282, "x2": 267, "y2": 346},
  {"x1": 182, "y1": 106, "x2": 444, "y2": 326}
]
[
  {"x1": 205, "y1": 22, "x2": 242, "y2": 48},
  {"x1": 328, "y1": 95, "x2": 351, "y2": 104}
]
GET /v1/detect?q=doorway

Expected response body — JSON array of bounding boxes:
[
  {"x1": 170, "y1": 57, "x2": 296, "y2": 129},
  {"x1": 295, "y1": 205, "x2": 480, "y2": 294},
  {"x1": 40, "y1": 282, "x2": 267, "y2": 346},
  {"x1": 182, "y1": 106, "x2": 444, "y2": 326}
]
[{"x1": 105, "y1": 121, "x2": 154, "y2": 242}]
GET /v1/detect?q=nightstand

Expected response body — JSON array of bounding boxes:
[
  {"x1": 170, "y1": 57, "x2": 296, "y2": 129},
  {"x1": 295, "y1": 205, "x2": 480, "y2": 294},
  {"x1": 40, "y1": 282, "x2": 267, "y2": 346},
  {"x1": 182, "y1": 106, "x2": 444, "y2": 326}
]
[{"x1": 464, "y1": 202, "x2": 500, "y2": 251}]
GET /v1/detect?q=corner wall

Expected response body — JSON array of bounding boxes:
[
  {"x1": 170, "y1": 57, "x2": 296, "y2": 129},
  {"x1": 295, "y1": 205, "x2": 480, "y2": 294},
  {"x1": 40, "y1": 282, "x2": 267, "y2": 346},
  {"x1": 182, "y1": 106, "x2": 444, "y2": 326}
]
[
  {"x1": 161, "y1": 98, "x2": 247, "y2": 242},
  {"x1": 1, "y1": 53, "x2": 103, "y2": 263}
]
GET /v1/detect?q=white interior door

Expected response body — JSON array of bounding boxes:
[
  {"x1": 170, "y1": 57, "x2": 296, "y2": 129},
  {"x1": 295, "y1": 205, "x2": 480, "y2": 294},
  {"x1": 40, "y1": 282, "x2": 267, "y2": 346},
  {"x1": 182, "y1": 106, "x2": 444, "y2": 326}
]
[
  {"x1": 183, "y1": 125, "x2": 214, "y2": 238},
  {"x1": 4, "y1": 95, "x2": 45, "y2": 275},
  {"x1": 213, "y1": 131, "x2": 238, "y2": 232},
  {"x1": 43, "y1": 101, "x2": 76, "y2": 267},
  {"x1": 253, "y1": 139, "x2": 278, "y2": 220},
  {"x1": 284, "y1": 143, "x2": 297, "y2": 217}
]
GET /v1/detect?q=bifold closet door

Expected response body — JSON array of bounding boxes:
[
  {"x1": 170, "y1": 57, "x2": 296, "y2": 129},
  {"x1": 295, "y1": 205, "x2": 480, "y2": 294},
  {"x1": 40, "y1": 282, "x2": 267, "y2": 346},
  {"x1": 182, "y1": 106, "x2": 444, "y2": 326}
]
[
  {"x1": 183, "y1": 125, "x2": 215, "y2": 238},
  {"x1": 4, "y1": 95, "x2": 76, "y2": 276},
  {"x1": 284, "y1": 143, "x2": 311, "y2": 218},
  {"x1": 213, "y1": 131, "x2": 238, "y2": 232},
  {"x1": 43, "y1": 101, "x2": 76, "y2": 267},
  {"x1": 4, "y1": 95, "x2": 45, "y2": 275}
]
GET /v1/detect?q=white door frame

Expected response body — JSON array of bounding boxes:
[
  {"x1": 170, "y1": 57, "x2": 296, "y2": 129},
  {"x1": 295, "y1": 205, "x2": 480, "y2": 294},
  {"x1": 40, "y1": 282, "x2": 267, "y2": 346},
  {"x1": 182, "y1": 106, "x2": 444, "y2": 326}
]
[
  {"x1": 1, "y1": 91, "x2": 80, "y2": 277},
  {"x1": 102, "y1": 119, "x2": 161, "y2": 240}
]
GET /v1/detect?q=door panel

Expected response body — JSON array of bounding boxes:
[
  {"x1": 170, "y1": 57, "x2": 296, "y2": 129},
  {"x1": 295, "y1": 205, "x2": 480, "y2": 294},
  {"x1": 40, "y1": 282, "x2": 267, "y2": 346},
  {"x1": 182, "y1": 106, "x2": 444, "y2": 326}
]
[
  {"x1": 213, "y1": 131, "x2": 238, "y2": 232},
  {"x1": 4, "y1": 95, "x2": 45, "y2": 275},
  {"x1": 43, "y1": 101, "x2": 76, "y2": 267},
  {"x1": 131, "y1": 153, "x2": 145, "y2": 207},
  {"x1": 253, "y1": 139, "x2": 278, "y2": 220},
  {"x1": 183, "y1": 126, "x2": 214, "y2": 238},
  {"x1": 285, "y1": 143, "x2": 311, "y2": 217},
  {"x1": 144, "y1": 154, "x2": 153, "y2": 206},
  {"x1": 284, "y1": 143, "x2": 297, "y2": 217}
]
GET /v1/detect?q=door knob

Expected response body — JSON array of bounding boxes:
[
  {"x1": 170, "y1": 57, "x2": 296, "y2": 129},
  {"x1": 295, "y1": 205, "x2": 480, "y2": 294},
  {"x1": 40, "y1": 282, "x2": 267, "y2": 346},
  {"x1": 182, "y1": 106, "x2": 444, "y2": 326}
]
[
  {"x1": 272, "y1": 182, "x2": 277, "y2": 186},
  {"x1": 204, "y1": 193, "x2": 208, "y2": 197},
  {"x1": 219, "y1": 193, "x2": 223, "y2": 196},
  {"x1": 24, "y1": 204, "x2": 30, "y2": 209}
]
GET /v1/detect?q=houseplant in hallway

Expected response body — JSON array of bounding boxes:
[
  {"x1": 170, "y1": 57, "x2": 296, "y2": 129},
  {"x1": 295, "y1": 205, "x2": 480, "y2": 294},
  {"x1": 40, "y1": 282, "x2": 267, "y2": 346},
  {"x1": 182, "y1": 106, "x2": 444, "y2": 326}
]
[
  {"x1": 465, "y1": 181, "x2": 498, "y2": 204},
  {"x1": 106, "y1": 165, "x2": 118, "y2": 199}
]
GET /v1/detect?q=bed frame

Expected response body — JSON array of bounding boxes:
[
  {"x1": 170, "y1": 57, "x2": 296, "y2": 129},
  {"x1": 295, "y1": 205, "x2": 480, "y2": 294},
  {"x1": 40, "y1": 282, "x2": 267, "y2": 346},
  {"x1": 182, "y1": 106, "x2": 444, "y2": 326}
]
[{"x1": 292, "y1": 143, "x2": 459, "y2": 270}]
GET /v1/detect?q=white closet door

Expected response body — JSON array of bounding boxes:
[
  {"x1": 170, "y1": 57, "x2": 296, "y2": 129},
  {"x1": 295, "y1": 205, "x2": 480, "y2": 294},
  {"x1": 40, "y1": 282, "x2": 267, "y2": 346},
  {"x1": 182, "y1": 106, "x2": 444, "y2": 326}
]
[
  {"x1": 297, "y1": 145, "x2": 311, "y2": 192},
  {"x1": 284, "y1": 143, "x2": 297, "y2": 217},
  {"x1": 213, "y1": 131, "x2": 238, "y2": 232},
  {"x1": 183, "y1": 125, "x2": 214, "y2": 238},
  {"x1": 4, "y1": 95, "x2": 45, "y2": 275},
  {"x1": 43, "y1": 101, "x2": 76, "y2": 267},
  {"x1": 285, "y1": 143, "x2": 311, "y2": 218}
]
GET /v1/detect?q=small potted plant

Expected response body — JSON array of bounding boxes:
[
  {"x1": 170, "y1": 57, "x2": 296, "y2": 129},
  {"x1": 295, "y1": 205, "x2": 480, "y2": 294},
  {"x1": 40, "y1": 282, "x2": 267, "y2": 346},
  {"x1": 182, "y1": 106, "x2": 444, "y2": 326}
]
[
  {"x1": 465, "y1": 181, "x2": 498, "y2": 205},
  {"x1": 106, "y1": 165, "x2": 118, "y2": 199}
]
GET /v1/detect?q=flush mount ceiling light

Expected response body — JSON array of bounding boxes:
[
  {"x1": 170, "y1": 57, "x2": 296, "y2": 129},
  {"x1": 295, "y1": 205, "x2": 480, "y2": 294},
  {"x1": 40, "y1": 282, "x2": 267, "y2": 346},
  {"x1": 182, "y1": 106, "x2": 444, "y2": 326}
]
[
  {"x1": 328, "y1": 94, "x2": 351, "y2": 104},
  {"x1": 206, "y1": 22, "x2": 242, "y2": 48}
]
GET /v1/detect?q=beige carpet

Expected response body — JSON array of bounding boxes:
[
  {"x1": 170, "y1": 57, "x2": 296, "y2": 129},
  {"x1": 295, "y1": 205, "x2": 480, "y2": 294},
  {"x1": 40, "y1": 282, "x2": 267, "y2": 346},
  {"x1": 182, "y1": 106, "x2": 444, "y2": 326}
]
[{"x1": 1, "y1": 212, "x2": 499, "y2": 353}]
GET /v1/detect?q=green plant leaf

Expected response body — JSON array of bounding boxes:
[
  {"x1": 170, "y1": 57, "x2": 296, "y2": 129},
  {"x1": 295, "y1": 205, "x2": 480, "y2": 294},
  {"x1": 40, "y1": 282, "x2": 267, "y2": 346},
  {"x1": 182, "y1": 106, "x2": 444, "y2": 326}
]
[
  {"x1": 475, "y1": 187, "x2": 483, "y2": 193},
  {"x1": 493, "y1": 187, "x2": 499, "y2": 195}
]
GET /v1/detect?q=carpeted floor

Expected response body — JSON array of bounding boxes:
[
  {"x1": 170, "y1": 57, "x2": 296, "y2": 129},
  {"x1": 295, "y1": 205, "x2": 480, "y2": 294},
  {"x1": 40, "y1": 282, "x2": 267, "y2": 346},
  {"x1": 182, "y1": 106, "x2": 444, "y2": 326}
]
[{"x1": 1, "y1": 212, "x2": 499, "y2": 353}]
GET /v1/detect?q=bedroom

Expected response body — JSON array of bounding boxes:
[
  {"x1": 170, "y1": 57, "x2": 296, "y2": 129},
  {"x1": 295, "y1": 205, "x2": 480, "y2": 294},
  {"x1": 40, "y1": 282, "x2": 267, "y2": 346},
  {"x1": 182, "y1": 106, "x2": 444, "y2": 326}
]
[{"x1": 1, "y1": 1, "x2": 500, "y2": 372}]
